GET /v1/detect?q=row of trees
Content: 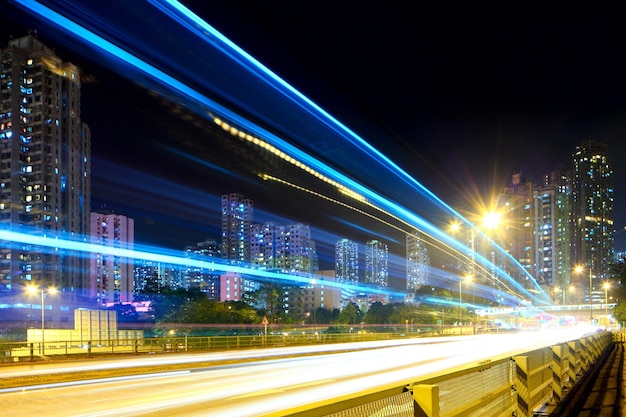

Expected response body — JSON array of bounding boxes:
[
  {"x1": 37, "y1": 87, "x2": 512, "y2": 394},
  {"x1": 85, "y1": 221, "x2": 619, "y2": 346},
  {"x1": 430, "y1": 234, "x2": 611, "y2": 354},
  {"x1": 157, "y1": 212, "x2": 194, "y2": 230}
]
[
  {"x1": 116, "y1": 284, "x2": 484, "y2": 337},
  {"x1": 113, "y1": 262, "x2": 626, "y2": 335}
]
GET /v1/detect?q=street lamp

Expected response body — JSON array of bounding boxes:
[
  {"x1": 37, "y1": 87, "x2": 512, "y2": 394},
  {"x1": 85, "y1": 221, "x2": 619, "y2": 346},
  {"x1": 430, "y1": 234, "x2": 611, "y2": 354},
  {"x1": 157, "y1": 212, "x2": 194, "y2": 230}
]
[
  {"x1": 26, "y1": 285, "x2": 57, "y2": 355},
  {"x1": 458, "y1": 273, "x2": 473, "y2": 330},
  {"x1": 575, "y1": 265, "x2": 593, "y2": 322},
  {"x1": 553, "y1": 285, "x2": 571, "y2": 305},
  {"x1": 553, "y1": 286, "x2": 561, "y2": 304},
  {"x1": 459, "y1": 276, "x2": 463, "y2": 325},
  {"x1": 565, "y1": 285, "x2": 574, "y2": 305}
]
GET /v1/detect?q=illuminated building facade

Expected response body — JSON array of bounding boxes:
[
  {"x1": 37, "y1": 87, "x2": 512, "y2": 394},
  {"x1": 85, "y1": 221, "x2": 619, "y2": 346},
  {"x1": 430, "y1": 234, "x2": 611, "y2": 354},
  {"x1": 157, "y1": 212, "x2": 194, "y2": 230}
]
[
  {"x1": 89, "y1": 212, "x2": 134, "y2": 304},
  {"x1": 134, "y1": 260, "x2": 181, "y2": 292},
  {"x1": 251, "y1": 222, "x2": 317, "y2": 275},
  {"x1": 532, "y1": 184, "x2": 570, "y2": 298},
  {"x1": 0, "y1": 35, "x2": 91, "y2": 294},
  {"x1": 335, "y1": 238, "x2": 359, "y2": 305},
  {"x1": 184, "y1": 238, "x2": 220, "y2": 299},
  {"x1": 219, "y1": 271, "x2": 259, "y2": 302},
  {"x1": 406, "y1": 230, "x2": 429, "y2": 290},
  {"x1": 365, "y1": 239, "x2": 388, "y2": 287},
  {"x1": 498, "y1": 173, "x2": 534, "y2": 287},
  {"x1": 221, "y1": 193, "x2": 253, "y2": 265},
  {"x1": 570, "y1": 140, "x2": 614, "y2": 298},
  {"x1": 288, "y1": 272, "x2": 342, "y2": 319},
  {"x1": 335, "y1": 238, "x2": 359, "y2": 283}
]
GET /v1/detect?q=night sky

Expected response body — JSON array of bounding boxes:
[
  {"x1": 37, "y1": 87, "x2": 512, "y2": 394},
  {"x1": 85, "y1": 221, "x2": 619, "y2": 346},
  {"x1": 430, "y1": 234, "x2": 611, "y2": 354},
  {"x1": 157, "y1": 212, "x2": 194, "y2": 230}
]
[
  {"x1": 196, "y1": 2, "x2": 626, "y2": 251},
  {"x1": 2, "y1": 2, "x2": 625, "y2": 263}
]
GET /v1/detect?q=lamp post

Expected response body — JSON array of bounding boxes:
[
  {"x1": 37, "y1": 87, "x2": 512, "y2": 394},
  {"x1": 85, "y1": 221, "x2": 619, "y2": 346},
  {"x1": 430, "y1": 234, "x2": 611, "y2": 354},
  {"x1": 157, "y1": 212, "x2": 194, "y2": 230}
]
[
  {"x1": 589, "y1": 265, "x2": 593, "y2": 324},
  {"x1": 450, "y1": 222, "x2": 475, "y2": 324},
  {"x1": 458, "y1": 273, "x2": 474, "y2": 331},
  {"x1": 558, "y1": 285, "x2": 573, "y2": 305},
  {"x1": 450, "y1": 211, "x2": 501, "y2": 329},
  {"x1": 459, "y1": 276, "x2": 463, "y2": 325},
  {"x1": 603, "y1": 282, "x2": 610, "y2": 323},
  {"x1": 26, "y1": 285, "x2": 57, "y2": 356}
]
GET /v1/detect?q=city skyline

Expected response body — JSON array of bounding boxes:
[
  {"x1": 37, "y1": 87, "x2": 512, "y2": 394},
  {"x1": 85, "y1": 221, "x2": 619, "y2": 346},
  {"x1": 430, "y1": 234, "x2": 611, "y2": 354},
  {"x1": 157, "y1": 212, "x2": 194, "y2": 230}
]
[
  {"x1": 1, "y1": 4, "x2": 620, "y2": 302},
  {"x1": 2, "y1": 4, "x2": 624, "y2": 255}
]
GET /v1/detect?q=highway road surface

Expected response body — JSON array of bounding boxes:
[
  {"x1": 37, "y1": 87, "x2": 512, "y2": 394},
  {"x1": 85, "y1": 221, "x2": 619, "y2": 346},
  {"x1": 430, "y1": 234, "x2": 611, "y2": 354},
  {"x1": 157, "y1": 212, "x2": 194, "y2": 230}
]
[{"x1": 1, "y1": 328, "x2": 594, "y2": 416}]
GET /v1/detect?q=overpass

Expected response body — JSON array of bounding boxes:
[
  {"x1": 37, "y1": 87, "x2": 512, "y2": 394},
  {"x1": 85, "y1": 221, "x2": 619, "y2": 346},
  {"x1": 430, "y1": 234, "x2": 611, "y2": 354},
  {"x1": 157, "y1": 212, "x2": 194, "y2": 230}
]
[{"x1": 476, "y1": 304, "x2": 619, "y2": 329}]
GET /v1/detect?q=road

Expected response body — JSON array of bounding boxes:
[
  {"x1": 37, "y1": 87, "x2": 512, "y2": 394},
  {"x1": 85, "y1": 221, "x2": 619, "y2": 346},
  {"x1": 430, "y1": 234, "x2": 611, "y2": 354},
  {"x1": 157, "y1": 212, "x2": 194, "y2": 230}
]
[{"x1": 1, "y1": 328, "x2": 593, "y2": 416}]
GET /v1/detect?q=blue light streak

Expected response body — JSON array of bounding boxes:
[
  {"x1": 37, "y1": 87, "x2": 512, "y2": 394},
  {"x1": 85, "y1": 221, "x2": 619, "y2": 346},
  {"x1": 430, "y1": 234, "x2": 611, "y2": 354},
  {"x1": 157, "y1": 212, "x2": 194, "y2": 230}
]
[
  {"x1": 0, "y1": 227, "x2": 405, "y2": 298},
  {"x1": 11, "y1": 0, "x2": 551, "y2": 305}
]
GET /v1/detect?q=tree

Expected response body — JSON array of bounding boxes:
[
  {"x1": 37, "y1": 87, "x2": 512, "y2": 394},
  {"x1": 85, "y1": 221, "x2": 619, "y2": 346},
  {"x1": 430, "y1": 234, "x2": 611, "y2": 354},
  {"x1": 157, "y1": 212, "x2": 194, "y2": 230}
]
[
  {"x1": 139, "y1": 286, "x2": 206, "y2": 321},
  {"x1": 611, "y1": 261, "x2": 626, "y2": 326},
  {"x1": 338, "y1": 302, "x2": 362, "y2": 325},
  {"x1": 157, "y1": 299, "x2": 260, "y2": 336},
  {"x1": 614, "y1": 302, "x2": 626, "y2": 327},
  {"x1": 364, "y1": 301, "x2": 394, "y2": 324},
  {"x1": 106, "y1": 303, "x2": 139, "y2": 322},
  {"x1": 247, "y1": 283, "x2": 285, "y2": 320},
  {"x1": 309, "y1": 307, "x2": 339, "y2": 324},
  {"x1": 388, "y1": 303, "x2": 420, "y2": 325}
]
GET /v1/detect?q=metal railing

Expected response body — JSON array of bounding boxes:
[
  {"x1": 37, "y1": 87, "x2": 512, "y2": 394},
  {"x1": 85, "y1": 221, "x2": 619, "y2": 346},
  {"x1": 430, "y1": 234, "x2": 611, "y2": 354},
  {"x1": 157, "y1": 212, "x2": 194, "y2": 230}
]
[
  {"x1": 1, "y1": 331, "x2": 411, "y2": 362},
  {"x1": 285, "y1": 330, "x2": 619, "y2": 417},
  {"x1": 1, "y1": 323, "x2": 490, "y2": 362},
  {"x1": 2, "y1": 329, "x2": 620, "y2": 416}
]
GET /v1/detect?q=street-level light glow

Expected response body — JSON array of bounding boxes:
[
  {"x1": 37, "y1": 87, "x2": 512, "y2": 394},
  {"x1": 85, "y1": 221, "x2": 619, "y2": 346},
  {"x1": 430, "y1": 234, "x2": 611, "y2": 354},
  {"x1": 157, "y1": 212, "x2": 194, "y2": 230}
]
[
  {"x1": 25, "y1": 285, "x2": 58, "y2": 356},
  {"x1": 449, "y1": 221, "x2": 461, "y2": 233},
  {"x1": 482, "y1": 211, "x2": 501, "y2": 229},
  {"x1": 575, "y1": 265, "x2": 594, "y2": 321}
]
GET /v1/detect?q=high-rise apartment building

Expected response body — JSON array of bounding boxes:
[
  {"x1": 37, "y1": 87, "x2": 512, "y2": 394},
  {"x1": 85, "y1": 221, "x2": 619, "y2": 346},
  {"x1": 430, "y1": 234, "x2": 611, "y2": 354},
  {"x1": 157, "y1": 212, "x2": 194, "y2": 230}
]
[
  {"x1": 365, "y1": 239, "x2": 388, "y2": 287},
  {"x1": 134, "y1": 260, "x2": 182, "y2": 292},
  {"x1": 570, "y1": 140, "x2": 614, "y2": 298},
  {"x1": 335, "y1": 238, "x2": 359, "y2": 283},
  {"x1": 277, "y1": 223, "x2": 315, "y2": 275},
  {"x1": 219, "y1": 271, "x2": 259, "y2": 302},
  {"x1": 406, "y1": 230, "x2": 429, "y2": 290},
  {"x1": 498, "y1": 173, "x2": 534, "y2": 287},
  {"x1": 288, "y1": 271, "x2": 342, "y2": 318},
  {"x1": 221, "y1": 193, "x2": 253, "y2": 265},
  {"x1": 0, "y1": 35, "x2": 91, "y2": 294},
  {"x1": 532, "y1": 184, "x2": 570, "y2": 297},
  {"x1": 251, "y1": 222, "x2": 317, "y2": 275},
  {"x1": 184, "y1": 238, "x2": 220, "y2": 299},
  {"x1": 89, "y1": 212, "x2": 133, "y2": 304}
]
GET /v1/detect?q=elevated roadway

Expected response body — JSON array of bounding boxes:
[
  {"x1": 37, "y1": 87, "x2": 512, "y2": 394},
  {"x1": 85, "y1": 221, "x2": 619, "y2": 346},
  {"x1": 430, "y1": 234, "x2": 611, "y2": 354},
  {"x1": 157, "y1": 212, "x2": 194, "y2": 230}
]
[{"x1": 0, "y1": 328, "x2": 599, "y2": 416}]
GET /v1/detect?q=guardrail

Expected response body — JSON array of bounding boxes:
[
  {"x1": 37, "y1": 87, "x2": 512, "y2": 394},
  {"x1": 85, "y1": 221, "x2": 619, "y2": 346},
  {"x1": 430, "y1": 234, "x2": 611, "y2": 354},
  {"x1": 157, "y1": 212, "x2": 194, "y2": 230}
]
[
  {"x1": 285, "y1": 330, "x2": 620, "y2": 417},
  {"x1": 0, "y1": 331, "x2": 413, "y2": 362},
  {"x1": 0, "y1": 324, "x2": 493, "y2": 362}
]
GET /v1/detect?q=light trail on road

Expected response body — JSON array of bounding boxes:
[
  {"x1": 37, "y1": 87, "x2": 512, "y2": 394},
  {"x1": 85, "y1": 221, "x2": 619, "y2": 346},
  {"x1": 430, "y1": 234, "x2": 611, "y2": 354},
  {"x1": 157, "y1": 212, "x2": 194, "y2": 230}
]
[
  {"x1": 0, "y1": 336, "x2": 466, "y2": 380},
  {"x1": 2, "y1": 329, "x2": 594, "y2": 416}
]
